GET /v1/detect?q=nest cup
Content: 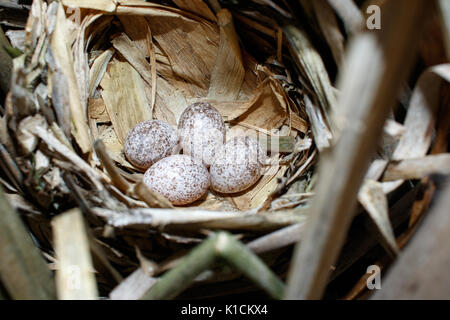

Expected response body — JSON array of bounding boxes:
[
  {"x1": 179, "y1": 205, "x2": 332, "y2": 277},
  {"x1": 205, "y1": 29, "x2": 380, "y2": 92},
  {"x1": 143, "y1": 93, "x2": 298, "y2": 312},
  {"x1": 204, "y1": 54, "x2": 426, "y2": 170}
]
[
  {"x1": 5, "y1": 0, "x2": 316, "y2": 299},
  {"x1": 2, "y1": 0, "x2": 449, "y2": 301}
]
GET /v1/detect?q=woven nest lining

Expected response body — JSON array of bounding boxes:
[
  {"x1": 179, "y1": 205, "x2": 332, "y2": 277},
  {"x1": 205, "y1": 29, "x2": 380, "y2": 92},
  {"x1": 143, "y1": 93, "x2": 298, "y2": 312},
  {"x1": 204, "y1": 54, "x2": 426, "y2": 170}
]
[{"x1": 3, "y1": 0, "x2": 318, "y2": 297}]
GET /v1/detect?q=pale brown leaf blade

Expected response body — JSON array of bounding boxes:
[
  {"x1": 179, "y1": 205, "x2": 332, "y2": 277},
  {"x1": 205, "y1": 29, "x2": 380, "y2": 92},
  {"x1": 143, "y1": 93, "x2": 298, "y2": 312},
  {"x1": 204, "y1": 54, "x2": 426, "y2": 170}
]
[{"x1": 358, "y1": 180, "x2": 399, "y2": 256}]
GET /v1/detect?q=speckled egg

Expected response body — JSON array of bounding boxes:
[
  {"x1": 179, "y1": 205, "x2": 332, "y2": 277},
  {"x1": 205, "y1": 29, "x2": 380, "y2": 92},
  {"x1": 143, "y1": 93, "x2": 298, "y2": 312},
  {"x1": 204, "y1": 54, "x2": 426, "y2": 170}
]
[
  {"x1": 143, "y1": 155, "x2": 210, "y2": 205},
  {"x1": 124, "y1": 120, "x2": 178, "y2": 171},
  {"x1": 178, "y1": 102, "x2": 225, "y2": 166},
  {"x1": 210, "y1": 136, "x2": 266, "y2": 194}
]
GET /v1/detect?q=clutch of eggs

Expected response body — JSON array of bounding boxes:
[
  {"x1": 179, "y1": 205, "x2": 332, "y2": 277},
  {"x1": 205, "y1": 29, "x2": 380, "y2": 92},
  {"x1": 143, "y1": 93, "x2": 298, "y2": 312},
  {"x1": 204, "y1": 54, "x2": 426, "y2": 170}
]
[{"x1": 123, "y1": 106, "x2": 267, "y2": 205}]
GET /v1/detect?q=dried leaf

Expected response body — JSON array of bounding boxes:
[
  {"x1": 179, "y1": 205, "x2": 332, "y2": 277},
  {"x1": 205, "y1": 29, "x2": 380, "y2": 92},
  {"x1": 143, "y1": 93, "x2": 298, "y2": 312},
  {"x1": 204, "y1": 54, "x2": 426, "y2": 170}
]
[
  {"x1": 100, "y1": 59, "x2": 152, "y2": 143},
  {"x1": 50, "y1": 3, "x2": 91, "y2": 153},
  {"x1": 173, "y1": 0, "x2": 216, "y2": 22},
  {"x1": 207, "y1": 9, "x2": 245, "y2": 101},
  {"x1": 283, "y1": 24, "x2": 337, "y2": 127},
  {"x1": 88, "y1": 48, "x2": 114, "y2": 97},
  {"x1": 118, "y1": 15, "x2": 152, "y2": 58},
  {"x1": 146, "y1": 10, "x2": 219, "y2": 91},
  {"x1": 88, "y1": 98, "x2": 111, "y2": 123},
  {"x1": 383, "y1": 154, "x2": 450, "y2": 181},
  {"x1": 109, "y1": 268, "x2": 158, "y2": 300},
  {"x1": 98, "y1": 126, "x2": 134, "y2": 170},
  {"x1": 358, "y1": 180, "x2": 399, "y2": 255},
  {"x1": 303, "y1": 94, "x2": 332, "y2": 151},
  {"x1": 62, "y1": 0, "x2": 116, "y2": 12},
  {"x1": 383, "y1": 64, "x2": 450, "y2": 193}
]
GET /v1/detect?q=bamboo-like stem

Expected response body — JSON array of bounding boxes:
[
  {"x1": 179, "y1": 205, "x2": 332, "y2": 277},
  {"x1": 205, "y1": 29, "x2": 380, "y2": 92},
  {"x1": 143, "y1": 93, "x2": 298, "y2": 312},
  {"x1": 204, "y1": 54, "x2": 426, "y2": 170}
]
[
  {"x1": 382, "y1": 154, "x2": 450, "y2": 182},
  {"x1": 141, "y1": 235, "x2": 216, "y2": 300},
  {"x1": 0, "y1": 185, "x2": 55, "y2": 300},
  {"x1": 110, "y1": 268, "x2": 157, "y2": 300},
  {"x1": 326, "y1": 0, "x2": 364, "y2": 34},
  {"x1": 52, "y1": 209, "x2": 98, "y2": 300},
  {"x1": 246, "y1": 223, "x2": 304, "y2": 254},
  {"x1": 285, "y1": 0, "x2": 432, "y2": 300},
  {"x1": 141, "y1": 232, "x2": 285, "y2": 300},
  {"x1": 93, "y1": 207, "x2": 307, "y2": 231},
  {"x1": 217, "y1": 233, "x2": 285, "y2": 298}
]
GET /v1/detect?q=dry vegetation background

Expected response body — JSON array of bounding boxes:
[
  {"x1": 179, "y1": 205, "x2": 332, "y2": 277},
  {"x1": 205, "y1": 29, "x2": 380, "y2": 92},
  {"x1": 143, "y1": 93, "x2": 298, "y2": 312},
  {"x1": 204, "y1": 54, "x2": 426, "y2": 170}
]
[{"x1": 0, "y1": 0, "x2": 449, "y2": 300}]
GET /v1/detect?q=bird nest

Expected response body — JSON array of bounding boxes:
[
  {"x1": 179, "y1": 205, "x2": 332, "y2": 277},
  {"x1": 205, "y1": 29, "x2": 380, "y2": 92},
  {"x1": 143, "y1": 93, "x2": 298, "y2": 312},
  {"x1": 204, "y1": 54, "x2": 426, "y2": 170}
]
[{"x1": 2, "y1": 0, "x2": 449, "y2": 300}]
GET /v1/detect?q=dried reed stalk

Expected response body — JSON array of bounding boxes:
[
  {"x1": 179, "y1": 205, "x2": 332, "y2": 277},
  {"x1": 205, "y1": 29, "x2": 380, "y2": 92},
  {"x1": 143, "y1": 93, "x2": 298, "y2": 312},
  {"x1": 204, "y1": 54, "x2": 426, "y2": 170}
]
[
  {"x1": 52, "y1": 209, "x2": 98, "y2": 300},
  {"x1": 286, "y1": 0, "x2": 432, "y2": 299},
  {"x1": 326, "y1": 0, "x2": 364, "y2": 34},
  {"x1": 93, "y1": 207, "x2": 307, "y2": 231},
  {"x1": 439, "y1": 0, "x2": 450, "y2": 58}
]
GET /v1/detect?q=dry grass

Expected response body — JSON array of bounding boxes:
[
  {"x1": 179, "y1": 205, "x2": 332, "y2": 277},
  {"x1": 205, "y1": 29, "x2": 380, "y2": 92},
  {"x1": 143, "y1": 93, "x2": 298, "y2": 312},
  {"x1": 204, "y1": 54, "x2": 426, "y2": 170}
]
[{"x1": 0, "y1": 0, "x2": 449, "y2": 300}]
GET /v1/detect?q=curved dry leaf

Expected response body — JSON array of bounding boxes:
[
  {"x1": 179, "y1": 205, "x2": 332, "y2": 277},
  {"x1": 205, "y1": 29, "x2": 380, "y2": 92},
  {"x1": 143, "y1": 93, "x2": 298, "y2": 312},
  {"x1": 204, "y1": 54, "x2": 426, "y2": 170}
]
[
  {"x1": 303, "y1": 94, "x2": 332, "y2": 151},
  {"x1": 100, "y1": 59, "x2": 152, "y2": 143},
  {"x1": 358, "y1": 179, "x2": 399, "y2": 256},
  {"x1": 283, "y1": 24, "x2": 337, "y2": 126},
  {"x1": 50, "y1": 3, "x2": 91, "y2": 153},
  {"x1": 110, "y1": 31, "x2": 187, "y2": 125},
  {"x1": 73, "y1": 13, "x2": 105, "y2": 117},
  {"x1": 146, "y1": 10, "x2": 219, "y2": 90},
  {"x1": 118, "y1": 15, "x2": 152, "y2": 58},
  {"x1": 393, "y1": 64, "x2": 450, "y2": 160},
  {"x1": 88, "y1": 48, "x2": 114, "y2": 97},
  {"x1": 207, "y1": 9, "x2": 245, "y2": 101},
  {"x1": 383, "y1": 154, "x2": 450, "y2": 181},
  {"x1": 25, "y1": 0, "x2": 45, "y2": 51},
  {"x1": 382, "y1": 64, "x2": 450, "y2": 193},
  {"x1": 88, "y1": 98, "x2": 111, "y2": 123}
]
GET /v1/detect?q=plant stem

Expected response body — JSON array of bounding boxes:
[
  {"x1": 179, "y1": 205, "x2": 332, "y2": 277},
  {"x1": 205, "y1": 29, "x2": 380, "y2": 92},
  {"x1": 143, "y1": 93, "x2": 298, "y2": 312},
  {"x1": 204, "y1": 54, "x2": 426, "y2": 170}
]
[
  {"x1": 0, "y1": 185, "x2": 55, "y2": 299},
  {"x1": 0, "y1": 26, "x2": 12, "y2": 93},
  {"x1": 141, "y1": 232, "x2": 285, "y2": 300}
]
